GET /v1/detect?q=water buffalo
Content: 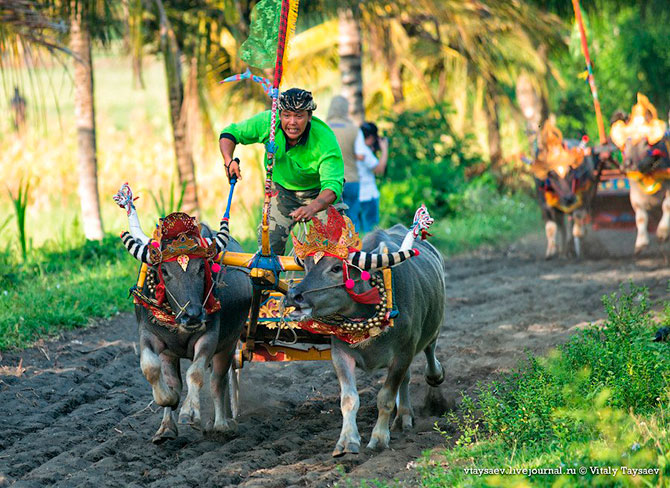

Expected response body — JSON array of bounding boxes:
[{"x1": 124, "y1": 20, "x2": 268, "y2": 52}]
[
  {"x1": 610, "y1": 93, "x2": 670, "y2": 254},
  {"x1": 286, "y1": 210, "x2": 445, "y2": 455},
  {"x1": 116, "y1": 188, "x2": 251, "y2": 443},
  {"x1": 529, "y1": 121, "x2": 599, "y2": 258}
]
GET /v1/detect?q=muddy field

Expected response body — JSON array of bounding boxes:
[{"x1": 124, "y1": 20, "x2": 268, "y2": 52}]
[{"x1": 2, "y1": 230, "x2": 670, "y2": 487}]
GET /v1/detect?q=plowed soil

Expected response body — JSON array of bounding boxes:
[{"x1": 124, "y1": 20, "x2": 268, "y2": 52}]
[{"x1": 2, "y1": 229, "x2": 670, "y2": 487}]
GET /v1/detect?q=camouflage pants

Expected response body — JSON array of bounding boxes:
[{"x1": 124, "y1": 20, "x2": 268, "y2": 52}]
[{"x1": 259, "y1": 183, "x2": 344, "y2": 256}]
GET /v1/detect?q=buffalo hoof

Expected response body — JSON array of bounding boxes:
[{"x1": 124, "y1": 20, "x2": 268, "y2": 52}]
[
  {"x1": 391, "y1": 413, "x2": 413, "y2": 431},
  {"x1": 332, "y1": 441, "x2": 360, "y2": 457},
  {"x1": 366, "y1": 434, "x2": 390, "y2": 452},
  {"x1": 152, "y1": 425, "x2": 178, "y2": 445},
  {"x1": 545, "y1": 251, "x2": 557, "y2": 260},
  {"x1": 178, "y1": 410, "x2": 201, "y2": 429},
  {"x1": 634, "y1": 244, "x2": 648, "y2": 256},
  {"x1": 212, "y1": 418, "x2": 238, "y2": 434},
  {"x1": 658, "y1": 228, "x2": 670, "y2": 242},
  {"x1": 425, "y1": 363, "x2": 445, "y2": 387}
]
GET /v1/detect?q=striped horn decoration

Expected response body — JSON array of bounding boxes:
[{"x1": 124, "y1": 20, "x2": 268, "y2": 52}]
[
  {"x1": 347, "y1": 249, "x2": 419, "y2": 270},
  {"x1": 213, "y1": 219, "x2": 230, "y2": 252},
  {"x1": 121, "y1": 232, "x2": 155, "y2": 264}
]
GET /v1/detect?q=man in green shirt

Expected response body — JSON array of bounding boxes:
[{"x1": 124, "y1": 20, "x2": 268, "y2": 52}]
[{"x1": 219, "y1": 88, "x2": 345, "y2": 255}]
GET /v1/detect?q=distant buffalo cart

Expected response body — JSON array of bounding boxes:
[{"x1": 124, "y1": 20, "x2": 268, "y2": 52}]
[{"x1": 527, "y1": 120, "x2": 606, "y2": 258}]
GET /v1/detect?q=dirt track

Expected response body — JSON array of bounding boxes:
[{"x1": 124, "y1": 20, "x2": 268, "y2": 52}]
[{"x1": 2, "y1": 229, "x2": 670, "y2": 487}]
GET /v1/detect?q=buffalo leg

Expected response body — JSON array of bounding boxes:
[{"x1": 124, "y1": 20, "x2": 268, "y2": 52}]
[
  {"x1": 657, "y1": 190, "x2": 670, "y2": 242},
  {"x1": 423, "y1": 339, "x2": 444, "y2": 387},
  {"x1": 210, "y1": 349, "x2": 237, "y2": 433},
  {"x1": 557, "y1": 214, "x2": 569, "y2": 257},
  {"x1": 545, "y1": 220, "x2": 558, "y2": 259},
  {"x1": 140, "y1": 343, "x2": 180, "y2": 408},
  {"x1": 391, "y1": 370, "x2": 413, "y2": 431},
  {"x1": 633, "y1": 203, "x2": 650, "y2": 253},
  {"x1": 368, "y1": 357, "x2": 411, "y2": 451},
  {"x1": 179, "y1": 335, "x2": 213, "y2": 427},
  {"x1": 331, "y1": 346, "x2": 361, "y2": 457},
  {"x1": 152, "y1": 407, "x2": 178, "y2": 444}
]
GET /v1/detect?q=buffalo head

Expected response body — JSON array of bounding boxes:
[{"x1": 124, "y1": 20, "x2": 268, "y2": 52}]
[
  {"x1": 620, "y1": 138, "x2": 669, "y2": 175},
  {"x1": 121, "y1": 212, "x2": 219, "y2": 330}
]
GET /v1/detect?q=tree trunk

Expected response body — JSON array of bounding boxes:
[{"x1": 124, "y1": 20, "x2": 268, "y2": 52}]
[
  {"x1": 515, "y1": 44, "x2": 549, "y2": 142},
  {"x1": 71, "y1": 3, "x2": 104, "y2": 241},
  {"x1": 384, "y1": 22, "x2": 404, "y2": 106},
  {"x1": 515, "y1": 73, "x2": 543, "y2": 136},
  {"x1": 155, "y1": 0, "x2": 199, "y2": 216},
  {"x1": 123, "y1": 0, "x2": 145, "y2": 89},
  {"x1": 338, "y1": 6, "x2": 364, "y2": 125},
  {"x1": 485, "y1": 87, "x2": 504, "y2": 185}
]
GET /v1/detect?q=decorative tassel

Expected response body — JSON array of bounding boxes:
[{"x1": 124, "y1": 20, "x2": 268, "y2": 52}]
[{"x1": 211, "y1": 263, "x2": 221, "y2": 273}]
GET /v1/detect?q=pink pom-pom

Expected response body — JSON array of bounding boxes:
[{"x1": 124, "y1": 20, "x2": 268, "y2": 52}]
[
  {"x1": 211, "y1": 263, "x2": 221, "y2": 273},
  {"x1": 345, "y1": 279, "x2": 355, "y2": 289},
  {"x1": 151, "y1": 241, "x2": 160, "y2": 248},
  {"x1": 413, "y1": 248, "x2": 420, "y2": 256},
  {"x1": 582, "y1": 135, "x2": 589, "y2": 142},
  {"x1": 361, "y1": 271, "x2": 371, "y2": 281},
  {"x1": 652, "y1": 148, "x2": 663, "y2": 157}
]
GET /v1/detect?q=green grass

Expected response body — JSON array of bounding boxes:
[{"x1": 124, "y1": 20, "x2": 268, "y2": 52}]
[
  {"x1": 431, "y1": 186, "x2": 540, "y2": 256},
  {"x1": 416, "y1": 284, "x2": 670, "y2": 487},
  {"x1": 0, "y1": 235, "x2": 138, "y2": 349}
]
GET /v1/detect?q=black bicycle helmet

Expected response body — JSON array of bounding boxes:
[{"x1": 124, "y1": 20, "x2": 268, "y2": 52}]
[{"x1": 279, "y1": 88, "x2": 317, "y2": 112}]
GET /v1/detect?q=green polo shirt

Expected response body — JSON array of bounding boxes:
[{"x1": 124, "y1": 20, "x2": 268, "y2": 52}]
[{"x1": 220, "y1": 111, "x2": 344, "y2": 200}]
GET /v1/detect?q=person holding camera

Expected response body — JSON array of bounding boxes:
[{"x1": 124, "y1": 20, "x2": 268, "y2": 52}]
[{"x1": 357, "y1": 122, "x2": 388, "y2": 233}]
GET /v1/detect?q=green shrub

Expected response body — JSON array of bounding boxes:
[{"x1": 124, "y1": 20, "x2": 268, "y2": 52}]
[
  {"x1": 378, "y1": 103, "x2": 480, "y2": 226},
  {"x1": 420, "y1": 284, "x2": 670, "y2": 487},
  {"x1": 465, "y1": 284, "x2": 669, "y2": 451}
]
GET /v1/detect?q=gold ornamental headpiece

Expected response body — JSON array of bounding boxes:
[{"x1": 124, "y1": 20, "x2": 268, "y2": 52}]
[
  {"x1": 292, "y1": 206, "x2": 361, "y2": 262},
  {"x1": 610, "y1": 93, "x2": 667, "y2": 150},
  {"x1": 147, "y1": 212, "x2": 217, "y2": 265},
  {"x1": 530, "y1": 120, "x2": 585, "y2": 179}
]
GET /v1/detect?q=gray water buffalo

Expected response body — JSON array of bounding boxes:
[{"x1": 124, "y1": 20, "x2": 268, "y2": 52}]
[
  {"x1": 610, "y1": 94, "x2": 670, "y2": 253},
  {"x1": 119, "y1": 209, "x2": 251, "y2": 443},
  {"x1": 286, "y1": 219, "x2": 446, "y2": 455}
]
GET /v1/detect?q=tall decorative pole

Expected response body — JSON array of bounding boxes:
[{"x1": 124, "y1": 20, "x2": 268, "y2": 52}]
[
  {"x1": 572, "y1": 0, "x2": 606, "y2": 144},
  {"x1": 261, "y1": 0, "x2": 299, "y2": 255}
]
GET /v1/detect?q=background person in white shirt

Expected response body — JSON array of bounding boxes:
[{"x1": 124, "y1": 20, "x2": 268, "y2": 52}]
[{"x1": 357, "y1": 122, "x2": 388, "y2": 233}]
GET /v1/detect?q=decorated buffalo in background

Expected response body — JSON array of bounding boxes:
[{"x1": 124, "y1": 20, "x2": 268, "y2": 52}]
[
  {"x1": 610, "y1": 93, "x2": 670, "y2": 254},
  {"x1": 114, "y1": 184, "x2": 252, "y2": 444},
  {"x1": 285, "y1": 207, "x2": 445, "y2": 455},
  {"x1": 528, "y1": 120, "x2": 599, "y2": 258}
]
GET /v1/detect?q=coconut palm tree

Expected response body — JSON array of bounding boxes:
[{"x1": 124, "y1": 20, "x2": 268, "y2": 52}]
[
  {"x1": 138, "y1": 0, "x2": 266, "y2": 216},
  {"x1": 358, "y1": 0, "x2": 562, "y2": 179},
  {"x1": 2, "y1": 0, "x2": 119, "y2": 241},
  {"x1": 338, "y1": 5, "x2": 365, "y2": 124}
]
